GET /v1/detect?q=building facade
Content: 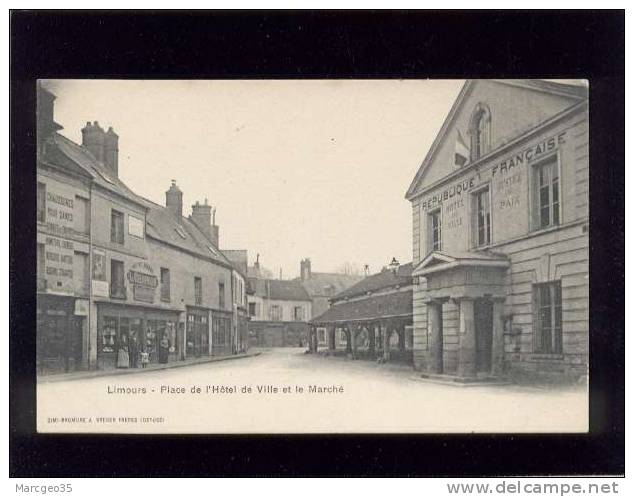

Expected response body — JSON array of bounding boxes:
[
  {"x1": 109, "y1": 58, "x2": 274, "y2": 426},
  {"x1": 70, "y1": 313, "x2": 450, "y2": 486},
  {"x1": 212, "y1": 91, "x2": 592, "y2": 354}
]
[
  {"x1": 405, "y1": 80, "x2": 589, "y2": 382},
  {"x1": 224, "y1": 249, "x2": 249, "y2": 354},
  {"x1": 310, "y1": 262, "x2": 413, "y2": 363},
  {"x1": 247, "y1": 276, "x2": 312, "y2": 347},
  {"x1": 36, "y1": 85, "x2": 246, "y2": 374},
  {"x1": 36, "y1": 86, "x2": 93, "y2": 373}
]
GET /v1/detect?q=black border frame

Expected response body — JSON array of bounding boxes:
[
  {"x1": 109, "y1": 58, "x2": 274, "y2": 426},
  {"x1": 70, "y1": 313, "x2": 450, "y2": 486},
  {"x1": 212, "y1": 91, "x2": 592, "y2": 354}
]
[{"x1": 10, "y1": 10, "x2": 625, "y2": 477}]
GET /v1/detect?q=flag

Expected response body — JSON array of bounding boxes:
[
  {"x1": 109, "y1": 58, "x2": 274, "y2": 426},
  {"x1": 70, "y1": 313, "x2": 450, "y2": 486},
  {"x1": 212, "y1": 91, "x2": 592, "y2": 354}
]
[{"x1": 455, "y1": 130, "x2": 470, "y2": 167}]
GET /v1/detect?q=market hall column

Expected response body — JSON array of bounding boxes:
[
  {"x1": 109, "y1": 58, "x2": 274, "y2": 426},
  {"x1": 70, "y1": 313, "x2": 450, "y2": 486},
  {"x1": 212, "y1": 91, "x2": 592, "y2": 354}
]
[
  {"x1": 328, "y1": 325, "x2": 336, "y2": 350},
  {"x1": 350, "y1": 325, "x2": 358, "y2": 359},
  {"x1": 491, "y1": 298, "x2": 505, "y2": 376},
  {"x1": 457, "y1": 297, "x2": 477, "y2": 378},
  {"x1": 368, "y1": 323, "x2": 376, "y2": 356},
  {"x1": 427, "y1": 301, "x2": 443, "y2": 374},
  {"x1": 382, "y1": 320, "x2": 390, "y2": 362}
]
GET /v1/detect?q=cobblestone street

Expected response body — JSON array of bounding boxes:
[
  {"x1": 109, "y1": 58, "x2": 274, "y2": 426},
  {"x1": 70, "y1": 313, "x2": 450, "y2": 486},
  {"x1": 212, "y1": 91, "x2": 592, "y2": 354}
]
[{"x1": 37, "y1": 348, "x2": 587, "y2": 434}]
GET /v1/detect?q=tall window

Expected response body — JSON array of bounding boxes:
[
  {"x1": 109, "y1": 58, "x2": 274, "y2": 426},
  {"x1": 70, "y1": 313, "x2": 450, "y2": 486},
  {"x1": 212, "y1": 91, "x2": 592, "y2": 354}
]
[
  {"x1": 74, "y1": 251, "x2": 90, "y2": 296},
  {"x1": 37, "y1": 182, "x2": 46, "y2": 223},
  {"x1": 160, "y1": 267, "x2": 171, "y2": 302},
  {"x1": 194, "y1": 277, "x2": 202, "y2": 305},
  {"x1": 37, "y1": 243, "x2": 45, "y2": 279},
  {"x1": 533, "y1": 281, "x2": 562, "y2": 354},
  {"x1": 293, "y1": 306, "x2": 305, "y2": 321},
  {"x1": 474, "y1": 188, "x2": 491, "y2": 246},
  {"x1": 469, "y1": 104, "x2": 491, "y2": 161},
  {"x1": 110, "y1": 259, "x2": 125, "y2": 298},
  {"x1": 248, "y1": 302, "x2": 256, "y2": 317},
  {"x1": 218, "y1": 282, "x2": 225, "y2": 308},
  {"x1": 428, "y1": 209, "x2": 442, "y2": 251},
  {"x1": 533, "y1": 157, "x2": 560, "y2": 229},
  {"x1": 110, "y1": 209, "x2": 124, "y2": 244},
  {"x1": 74, "y1": 195, "x2": 90, "y2": 234},
  {"x1": 270, "y1": 305, "x2": 282, "y2": 321}
]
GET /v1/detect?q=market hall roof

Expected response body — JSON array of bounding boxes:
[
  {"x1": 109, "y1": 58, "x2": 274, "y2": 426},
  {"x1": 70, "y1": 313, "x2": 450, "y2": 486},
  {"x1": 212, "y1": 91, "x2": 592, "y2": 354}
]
[
  {"x1": 332, "y1": 262, "x2": 413, "y2": 301},
  {"x1": 47, "y1": 133, "x2": 235, "y2": 270},
  {"x1": 248, "y1": 278, "x2": 312, "y2": 302},
  {"x1": 311, "y1": 290, "x2": 412, "y2": 325}
]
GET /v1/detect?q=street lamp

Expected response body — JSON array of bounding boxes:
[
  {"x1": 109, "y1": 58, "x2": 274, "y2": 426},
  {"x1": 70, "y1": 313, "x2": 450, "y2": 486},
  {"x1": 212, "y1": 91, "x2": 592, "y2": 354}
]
[{"x1": 388, "y1": 257, "x2": 400, "y2": 275}]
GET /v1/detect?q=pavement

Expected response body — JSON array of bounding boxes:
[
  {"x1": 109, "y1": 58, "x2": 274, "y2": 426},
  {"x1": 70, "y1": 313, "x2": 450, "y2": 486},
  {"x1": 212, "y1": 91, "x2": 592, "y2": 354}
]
[
  {"x1": 37, "y1": 350, "x2": 262, "y2": 384},
  {"x1": 36, "y1": 347, "x2": 588, "y2": 434}
]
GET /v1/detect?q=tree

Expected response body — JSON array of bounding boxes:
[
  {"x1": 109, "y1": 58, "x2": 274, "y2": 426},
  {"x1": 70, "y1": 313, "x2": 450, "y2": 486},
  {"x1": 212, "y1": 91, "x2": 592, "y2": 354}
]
[{"x1": 335, "y1": 262, "x2": 361, "y2": 276}]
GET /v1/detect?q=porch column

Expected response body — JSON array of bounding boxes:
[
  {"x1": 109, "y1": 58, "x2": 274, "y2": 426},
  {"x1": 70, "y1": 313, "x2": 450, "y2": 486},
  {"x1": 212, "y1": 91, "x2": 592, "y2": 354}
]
[
  {"x1": 382, "y1": 320, "x2": 390, "y2": 361},
  {"x1": 427, "y1": 301, "x2": 442, "y2": 374},
  {"x1": 328, "y1": 325, "x2": 336, "y2": 350},
  {"x1": 491, "y1": 298, "x2": 505, "y2": 376},
  {"x1": 457, "y1": 298, "x2": 477, "y2": 378}
]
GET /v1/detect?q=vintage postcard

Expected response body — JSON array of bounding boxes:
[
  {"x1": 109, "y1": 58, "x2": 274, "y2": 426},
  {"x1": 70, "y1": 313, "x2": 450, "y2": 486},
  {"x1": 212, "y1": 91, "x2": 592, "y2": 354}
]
[{"x1": 35, "y1": 79, "x2": 589, "y2": 433}]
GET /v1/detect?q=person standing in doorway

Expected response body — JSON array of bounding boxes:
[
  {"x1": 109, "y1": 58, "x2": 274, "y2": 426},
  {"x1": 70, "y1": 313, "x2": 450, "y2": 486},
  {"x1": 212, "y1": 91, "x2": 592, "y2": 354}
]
[
  {"x1": 159, "y1": 332, "x2": 170, "y2": 364},
  {"x1": 117, "y1": 334, "x2": 130, "y2": 369},
  {"x1": 129, "y1": 331, "x2": 139, "y2": 368}
]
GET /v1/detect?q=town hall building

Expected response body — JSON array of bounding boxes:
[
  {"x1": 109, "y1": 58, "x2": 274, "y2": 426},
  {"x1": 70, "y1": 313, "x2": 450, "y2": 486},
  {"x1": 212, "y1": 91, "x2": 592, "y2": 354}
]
[{"x1": 406, "y1": 80, "x2": 589, "y2": 382}]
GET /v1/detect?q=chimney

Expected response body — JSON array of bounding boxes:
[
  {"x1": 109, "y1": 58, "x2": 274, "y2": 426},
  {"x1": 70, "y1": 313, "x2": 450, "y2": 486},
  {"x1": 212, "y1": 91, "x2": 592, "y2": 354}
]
[
  {"x1": 300, "y1": 258, "x2": 312, "y2": 281},
  {"x1": 165, "y1": 180, "x2": 183, "y2": 219},
  {"x1": 37, "y1": 83, "x2": 62, "y2": 152},
  {"x1": 209, "y1": 206, "x2": 219, "y2": 247},
  {"x1": 191, "y1": 199, "x2": 213, "y2": 241},
  {"x1": 104, "y1": 127, "x2": 119, "y2": 176},
  {"x1": 254, "y1": 254, "x2": 260, "y2": 271},
  {"x1": 81, "y1": 121, "x2": 106, "y2": 163}
]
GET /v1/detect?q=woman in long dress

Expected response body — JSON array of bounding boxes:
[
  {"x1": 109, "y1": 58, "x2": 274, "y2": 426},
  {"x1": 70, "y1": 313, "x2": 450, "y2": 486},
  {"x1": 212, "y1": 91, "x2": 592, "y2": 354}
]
[
  {"x1": 117, "y1": 335, "x2": 130, "y2": 368},
  {"x1": 158, "y1": 333, "x2": 170, "y2": 364}
]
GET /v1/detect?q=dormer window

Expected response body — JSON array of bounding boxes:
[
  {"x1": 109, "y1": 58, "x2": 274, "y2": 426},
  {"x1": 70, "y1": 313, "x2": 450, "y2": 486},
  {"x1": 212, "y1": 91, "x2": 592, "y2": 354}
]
[{"x1": 469, "y1": 103, "x2": 491, "y2": 161}]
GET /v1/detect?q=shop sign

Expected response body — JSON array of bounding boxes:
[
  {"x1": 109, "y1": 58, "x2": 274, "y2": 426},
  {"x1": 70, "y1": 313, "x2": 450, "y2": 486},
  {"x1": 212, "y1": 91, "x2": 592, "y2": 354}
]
[
  {"x1": 92, "y1": 249, "x2": 106, "y2": 280},
  {"x1": 74, "y1": 299, "x2": 89, "y2": 316},
  {"x1": 127, "y1": 261, "x2": 158, "y2": 303},
  {"x1": 92, "y1": 280, "x2": 109, "y2": 297},
  {"x1": 44, "y1": 235, "x2": 74, "y2": 293}
]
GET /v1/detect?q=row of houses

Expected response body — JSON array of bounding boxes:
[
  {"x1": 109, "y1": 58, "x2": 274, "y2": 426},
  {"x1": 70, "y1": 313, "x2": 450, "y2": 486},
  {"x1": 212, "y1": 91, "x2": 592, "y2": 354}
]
[
  {"x1": 36, "y1": 84, "x2": 248, "y2": 374},
  {"x1": 308, "y1": 79, "x2": 589, "y2": 383},
  {"x1": 246, "y1": 257, "x2": 362, "y2": 347}
]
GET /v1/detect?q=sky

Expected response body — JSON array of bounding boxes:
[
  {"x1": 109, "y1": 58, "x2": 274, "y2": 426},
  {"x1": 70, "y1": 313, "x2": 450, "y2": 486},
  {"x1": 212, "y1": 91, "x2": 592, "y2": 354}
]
[{"x1": 44, "y1": 79, "x2": 464, "y2": 279}]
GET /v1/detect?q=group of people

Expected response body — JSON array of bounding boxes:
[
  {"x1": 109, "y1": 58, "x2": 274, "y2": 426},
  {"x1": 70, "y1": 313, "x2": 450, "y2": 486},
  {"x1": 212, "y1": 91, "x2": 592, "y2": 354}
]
[{"x1": 117, "y1": 332, "x2": 171, "y2": 369}]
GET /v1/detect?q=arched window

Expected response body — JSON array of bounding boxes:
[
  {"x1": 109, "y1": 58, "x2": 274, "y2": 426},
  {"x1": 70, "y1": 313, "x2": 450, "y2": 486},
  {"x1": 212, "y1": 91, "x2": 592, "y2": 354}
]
[{"x1": 469, "y1": 103, "x2": 491, "y2": 161}]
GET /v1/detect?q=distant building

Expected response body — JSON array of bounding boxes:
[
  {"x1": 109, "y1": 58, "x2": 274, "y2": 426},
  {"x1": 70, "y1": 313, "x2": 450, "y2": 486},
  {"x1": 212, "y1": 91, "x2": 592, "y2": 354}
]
[
  {"x1": 296, "y1": 258, "x2": 364, "y2": 317},
  {"x1": 310, "y1": 261, "x2": 413, "y2": 363},
  {"x1": 247, "y1": 276, "x2": 312, "y2": 347}
]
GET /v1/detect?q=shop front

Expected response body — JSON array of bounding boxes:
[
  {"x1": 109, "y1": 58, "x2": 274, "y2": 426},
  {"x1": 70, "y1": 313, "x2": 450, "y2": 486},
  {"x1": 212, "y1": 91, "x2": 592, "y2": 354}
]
[
  {"x1": 37, "y1": 294, "x2": 86, "y2": 374},
  {"x1": 212, "y1": 311, "x2": 233, "y2": 355},
  {"x1": 96, "y1": 302, "x2": 181, "y2": 370},
  {"x1": 186, "y1": 306, "x2": 210, "y2": 358}
]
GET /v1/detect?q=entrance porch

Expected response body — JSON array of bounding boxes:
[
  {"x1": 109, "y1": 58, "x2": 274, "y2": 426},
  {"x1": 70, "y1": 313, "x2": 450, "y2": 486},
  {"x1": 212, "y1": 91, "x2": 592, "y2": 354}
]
[{"x1": 413, "y1": 251, "x2": 510, "y2": 380}]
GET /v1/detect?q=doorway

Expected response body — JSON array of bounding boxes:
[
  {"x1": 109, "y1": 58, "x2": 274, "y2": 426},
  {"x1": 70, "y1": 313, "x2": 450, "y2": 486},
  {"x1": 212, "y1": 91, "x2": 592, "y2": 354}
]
[{"x1": 474, "y1": 299, "x2": 493, "y2": 373}]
